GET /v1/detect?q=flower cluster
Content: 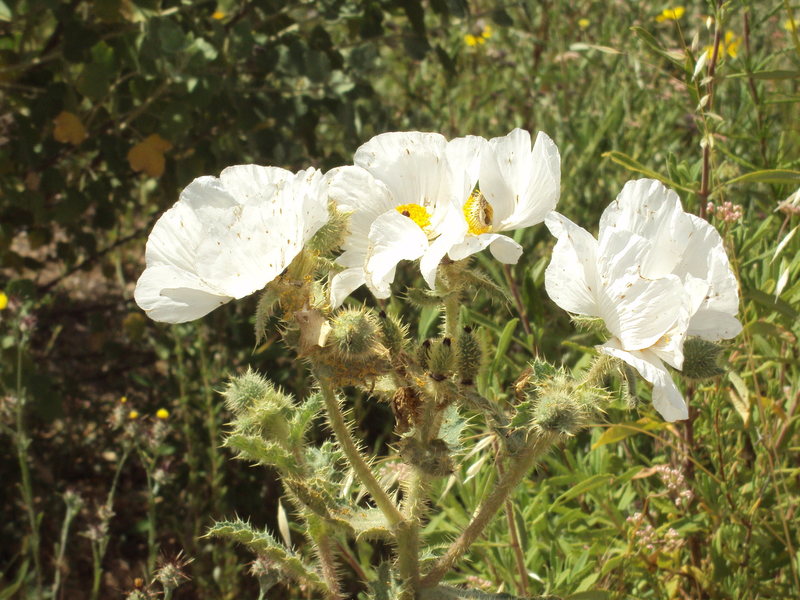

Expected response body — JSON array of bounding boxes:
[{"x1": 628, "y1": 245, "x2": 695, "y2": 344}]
[
  {"x1": 706, "y1": 200, "x2": 743, "y2": 223},
  {"x1": 135, "y1": 132, "x2": 740, "y2": 422},
  {"x1": 544, "y1": 179, "x2": 741, "y2": 421}
]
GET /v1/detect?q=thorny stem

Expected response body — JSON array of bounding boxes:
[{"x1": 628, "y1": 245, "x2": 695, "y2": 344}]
[
  {"x1": 316, "y1": 377, "x2": 403, "y2": 526},
  {"x1": 495, "y1": 447, "x2": 529, "y2": 597},
  {"x1": 309, "y1": 524, "x2": 344, "y2": 600},
  {"x1": 421, "y1": 431, "x2": 557, "y2": 588},
  {"x1": 699, "y1": 0, "x2": 723, "y2": 219}
]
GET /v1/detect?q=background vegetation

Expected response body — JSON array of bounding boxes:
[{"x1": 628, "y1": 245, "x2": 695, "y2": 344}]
[{"x1": 1, "y1": 0, "x2": 798, "y2": 598}]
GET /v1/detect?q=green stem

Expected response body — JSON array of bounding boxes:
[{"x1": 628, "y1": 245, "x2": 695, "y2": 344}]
[
  {"x1": 308, "y1": 524, "x2": 344, "y2": 600},
  {"x1": 397, "y1": 469, "x2": 425, "y2": 597},
  {"x1": 14, "y1": 341, "x2": 43, "y2": 598},
  {"x1": 420, "y1": 432, "x2": 557, "y2": 588},
  {"x1": 316, "y1": 376, "x2": 403, "y2": 526},
  {"x1": 51, "y1": 497, "x2": 79, "y2": 599},
  {"x1": 582, "y1": 353, "x2": 614, "y2": 388},
  {"x1": 443, "y1": 293, "x2": 461, "y2": 340}
]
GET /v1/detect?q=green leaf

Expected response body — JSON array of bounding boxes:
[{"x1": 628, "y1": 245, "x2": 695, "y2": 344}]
[
  {"x1": 553, "y1": 474, "x2": 613, "y2": 506},
  {"x1": 724, "y1": 169, "x2": 800, "y2": 186},
  {"x1": 630, "y1": 26, "x2": 684, "y2": 65},
  {"x1": 206, "y1": 519, "x2": 323, "y2": 588},
  {"x1": 729, "y1": 70, "x2": 800, "y2": 80},
  {"x1": 602, "y1": 151, "x2": 694, "y2": 193},
  {"x1": 488, "y1": 317, "x2": 519, "y2": 382},
  {"x1": 744, "y1": 288, "x2": 799, "y2": 322}
]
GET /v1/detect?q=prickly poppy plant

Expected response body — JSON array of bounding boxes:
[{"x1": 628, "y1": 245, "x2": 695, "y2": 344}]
[{"x1": 135, "y1": 129, "x2": 741, "y2": 599}]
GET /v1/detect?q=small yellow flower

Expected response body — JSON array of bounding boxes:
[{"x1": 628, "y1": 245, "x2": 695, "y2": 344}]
[
  {"x1": 212, "y1": 10, "x2": 225, "y2": 20},
  {"x1": 0, "y1": 292, "x2": 7, "y2": 311},
  {"x1": 724, "y1": 30, "x2": 740, "y2": 58},
  {"x1": 785, "y1": 18, "x2": 798, "y2": 33},
  {"x1": 655, "y1": 6, "x2": 685, "y2": 22},
  {"x1": 578, "y1": 18, "x2": 590, "y2": 29},
  {"x1": 128, "y1": 410, "x2": 139, "y2": 419},
  {"x1": 156, "y1": 408, "x2": 170, "y2": 420},
  {"x1": 464, "y1": 33, "x2": 482, "y2": 47},
  {"x1": 120, "y1": 395, "x2": 128, "y2": 404},
  {"x1": 481, "y1": 24, "x2": 493, "y2": 39}
]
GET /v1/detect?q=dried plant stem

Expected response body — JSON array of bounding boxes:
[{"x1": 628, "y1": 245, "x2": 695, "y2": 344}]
[
  {"x1": 317, "y1": 378, "x2": 403, "y2": 526},
  {"x1": 421, "y1": 431, "x2": 557, "y2": 588}
]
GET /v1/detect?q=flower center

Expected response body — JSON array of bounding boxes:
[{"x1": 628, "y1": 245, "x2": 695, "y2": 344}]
[
  {"x1": 396, "y1": 203, "x2": 433, "y2": 233},
  {"x1": 463, "y1": 189, "x2": 493, "y2": 235}
]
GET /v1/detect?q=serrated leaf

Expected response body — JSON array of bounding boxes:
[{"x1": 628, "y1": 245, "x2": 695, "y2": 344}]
[
  {"x1": 224, "y1": 434, "x2": 299, "y2": 473},
  {"x1": 344, "y1": 507, "x2": 392, "y2": 540},
  {"x1": 206, "y1": 519, "x2": 322, "y2": 588}
]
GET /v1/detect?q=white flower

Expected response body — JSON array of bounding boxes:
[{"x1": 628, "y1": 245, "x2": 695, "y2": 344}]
[
  {"x1": 327, "y1": 129, "x2": 560, "y2": 307},
  {"x1": 447, "y1": 128, "x2": 561, "y2": 264},
  {"x1": 544, "y1": 179, "x2": 741, "y2": 421},
  {"x1": 134, "y1": 165, "x2": 328, "y2": 323},
  {"x1": 326, "y1": 131, "x2": 486, "y2": 307}
]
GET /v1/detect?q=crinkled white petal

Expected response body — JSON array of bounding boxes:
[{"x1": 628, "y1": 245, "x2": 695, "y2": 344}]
[
  {"x1": 445, "y1": 135, "x2": 487, "y2": 207},
  {"x1": 544, "y1": 212, "x2": 602, "y2": 317},
  {"x1": 364, "y1": 210, "x2": 429, "y2": 298},
  {"x1": 330, "y1": 268, "x2": 367, "y2": 308},
  {"x1": 354, "y1": 131, "x2": 456, "y2": 228},
  {"x1": 599, "y1": 179, "x2": 693, "y2": 278},
  {"x1": 601, "y1": 343, "x2": 688, "y2": 422},
  {"x1": 135, "y1": 166, "x2": 328, "y2": 323},
  {"x1": 448, "y1": 232, "x2": 522, "y2": 264},
  {"x1": 134, "y1": 264, "x2": 233, "y2": 323}
]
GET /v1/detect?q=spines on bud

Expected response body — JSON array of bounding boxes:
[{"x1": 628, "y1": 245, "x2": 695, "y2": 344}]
[
  {"x1": 378, "y1": 310, "x2": 410, "y2": 356},
  {"x1": 223, "y1": 368, "x2": 273, "y2": 415},
  {"x1": 306, "y1": 203, "x2": 349, "y2": 254},
  {"x1": 427, "y1": 337, "x2": 455, "y2": 381},
  {"x1": 456, "y1": 326, "x2": 483, "y2": 385},
  {"x1": 681, "y1": 338, "x2": 726, "y2": 380},
  {"x1": 417, "y1": 339, "x2": 432, "y2": 370},
  {"x1": 328, "y1": 307, "x2": 382, "y2": 359}
]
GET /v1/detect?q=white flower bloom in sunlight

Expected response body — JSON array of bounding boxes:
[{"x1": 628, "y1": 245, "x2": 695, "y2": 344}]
[
  {"x1": 544, "y1": 179, "x2": 742, "y2": 422},
  {"x1": 135, "y1": 165, "x2": 328, "y2": 323},
  {"x1": 326, "y1": 131, "x2": 486, "y2": 307},
  {"x1": 447, "y1": 128, "x2": 561, "y2": 264}
]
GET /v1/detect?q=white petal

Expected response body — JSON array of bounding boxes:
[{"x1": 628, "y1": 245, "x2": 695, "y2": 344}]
[
  {"x1": 330, "y1": 268, "x2": 367, "y2": 308},
  {"x1": 599, "y1": 179, "x2": 693, "y2": 278},
  {"x1": 365, "y1": 210, "x2": 429, "y2": 297},
  {"x1": 447, "y1": 232, "x2": 522, "y2": 264},
  {"x1": 595, "y1": 229, "x2": 684, "y2": 350},
  {"x1": 544, "y1": 212, "x2": 601, "y2": 316},
  {"x1": 601, "y1": 343, "x2": 688, "y2": 421},
  {"x1": 354, "y1": 131, "x2": 455, "y2": 219},
  {"x1": 495, "y1": 130, "x2": 561, "y2": 231},
  {"x1": 420, "y1": 223, "x2": 466, "y2": 290},
  {"x1": 134, "y1": 265, "x2": 232, "y2": 323},
  {"x1": 445, "y1": 135, "x2": 487, "y2": 206}
]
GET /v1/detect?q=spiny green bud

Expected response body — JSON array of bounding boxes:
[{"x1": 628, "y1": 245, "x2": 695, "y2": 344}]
[
  {"x1": 532, "y1": 388, "x2": 585, "y2": 436},
  {"x1": 681, "y1": 338, "x2": 726, "y2": 380},
  {"x1": 417, "y1": 339, "x2": 432, "y2": 370},
  {"x1": 571, "y1": 315, "x2": 610, "y2": 338},
  {"x1": 223, "y1": 368, "x2": 273, "y2": 415},
  {"x1": 378, "y1": 310, "x2": 410, "y2": 355},
  {"x1": 428, "y1": 337, "x2": 455, "y2": 381},
  {"x1": 328, "y1": 307, "x2": 381, "y2": 359},
  {"x1": 456, "y1": 326, "x2": 483, "y2": 385},
  {"x1": 255, "y1": 286, "x2": 281, "y2": 345},
  {"x1": 306, "y1": 203, "x2": 350, "y2": 254}
]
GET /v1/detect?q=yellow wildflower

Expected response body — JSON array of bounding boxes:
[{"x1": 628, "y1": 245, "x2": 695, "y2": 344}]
[
  {"x1": 655, "y1": 7, "x2": 685, "y2": 22},
  {"x1": 120, "y1": 395, "x2": 128, "y2": 403},
  {"x1": 785, "y1": 18, "x2": 797, "y2": 33},
  {"x1": 156, "y1": 408, "x2": 170, "y2": 420},
  {"x1": 212, "y1": 10, "x2": 225, "y2": 20},
  {"x1": 481, "y1": 25, "x2": 493, "y2": 39},
  {"x1": 724, "y1": 31, "x2": 740, "y2": 58},
  {"x1": 0, "y1": 292, "x2": 7, "y2": 311},
  {"x1": 464, "y1": 33, "x2": 481, "y2": 46},
  {"x1": 578, "y1": 18, "x2": 590, "y2": 29},
  {"x1": 128, "y1": 410, "x2": 139, "y2": 419}
]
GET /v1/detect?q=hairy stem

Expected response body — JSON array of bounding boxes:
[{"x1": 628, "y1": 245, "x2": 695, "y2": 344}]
[
  {"x1": 309, "y1": 524, "x2": 344, "y2": 600},
  {"x1": 316, "y1": 376, "x2": 403, "y2": 526},
  {"x1": 421, "y1": 431, "x2": 557, "y2": 587}
]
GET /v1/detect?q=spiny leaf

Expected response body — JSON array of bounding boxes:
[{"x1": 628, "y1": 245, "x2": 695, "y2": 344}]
[
  {"x1": 223, "y1": 434, "x2": 299, "y2": 473},
  {"x1": 206, "y1": 519, "x2": 323, "y2": 588}
]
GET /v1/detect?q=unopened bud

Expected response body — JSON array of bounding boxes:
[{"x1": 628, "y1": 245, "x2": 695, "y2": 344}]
[
  {"x1": 222, "y1": 368, "x2": 272, "y2": 415},
  {"x1": 329, "y1": 308, "x2": 381, "y2": 358},
  {"x1": 456, "y1": 326, "x2": 483, "y2": 385},
  {"x1": 417, "y1": 339, "x2": 432, "y2": 370},
  {"x1": 428, "y1": 337, "x2": 455, "y2": 380},
  {"x1": 379, "y1": 310, "x2": 410, "y2": 355},
  {"x1": 681, "y1": 338, "x2": 725, "y2": 380}
]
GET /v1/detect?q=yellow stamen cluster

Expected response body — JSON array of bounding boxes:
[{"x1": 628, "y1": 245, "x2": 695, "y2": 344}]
[
  {"x1": 396, "y1": 203, "x2": 433, "y2": 233},
  {"x1": 462, "y1": 190, "x2": 494, "y2": 236}
]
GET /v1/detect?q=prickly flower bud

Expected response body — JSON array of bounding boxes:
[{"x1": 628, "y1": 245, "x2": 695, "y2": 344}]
[
  {"x1": 526, "y1": 369, "x2": 607, "y2": 437},
  {"x1": 378, "y1": 310, "x2": 410, "y2": 356},
  {"x1": 329, "y1": 307, "x2": 382, "y2": 360},
  {"x1": 681, "y1": 338, "x2": 726, "y2": 380},
  {"x1": 428, "y1": 337, "x2": 455, "y2": 381},
  {"x1": 417, "y1": 339, "x2": 432, "y2": 370},
  {"x1": 223, "y1": 368, "x2": 272, "y2": 415},
  {"x1": 456, "y1": 326, "x2": 483, "y2": 385}
]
